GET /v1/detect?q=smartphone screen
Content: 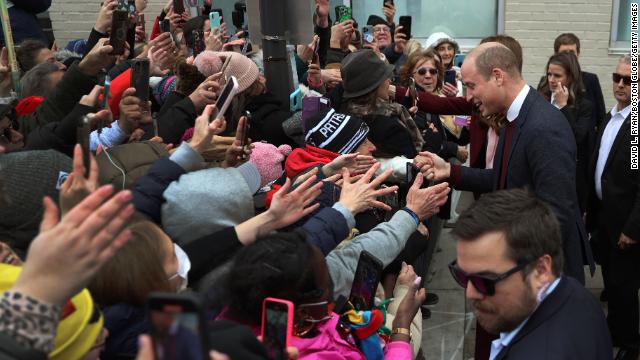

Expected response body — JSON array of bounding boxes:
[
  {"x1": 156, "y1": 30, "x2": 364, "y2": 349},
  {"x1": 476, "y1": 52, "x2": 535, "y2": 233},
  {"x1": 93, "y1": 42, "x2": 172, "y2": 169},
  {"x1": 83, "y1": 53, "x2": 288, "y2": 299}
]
[
  {"x1": 445, "y1": 69, "x2": 457, "y2": 86},
  {"x1": 262, "y1": 300, "x2": 293, "y2": 360},
  {"x1": 130, "y1": 59, "x2": 150, "y2": 103},
  {"x1": 348, "y1": 250, "x2": 383, "y2": 311},
  {"x1": 109, "y1": 10, "x2": 129, "y2": 55},
  {"x1": 240, "y1": 111, "x2": 251, "y2": 159},
  {"x1": 454, "y1": 53, "x2": 466, "y2": 68},
  {"x1": 399, "y1": 16, "x2": 412, "y2": 39},
  {"x1": 212, "y1": 76, "x2": 237, "y2": 121},
  {"x1": 148, "y1": 294, "x2": 208, "y2": 360}
]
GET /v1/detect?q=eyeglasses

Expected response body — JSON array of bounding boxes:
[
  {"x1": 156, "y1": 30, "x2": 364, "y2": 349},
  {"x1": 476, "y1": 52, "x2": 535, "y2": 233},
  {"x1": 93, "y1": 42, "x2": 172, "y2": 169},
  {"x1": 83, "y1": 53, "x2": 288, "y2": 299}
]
[
  {"x1": 448, "y1": 260, "x2": 528, "y2": 296},
  {"x1": 373, "y1": 26, "x2": 390, "y2": 33},
  {"x1": 612, "y1": 73, "x2": 632, "y2": 86},
  {"x1": 415, "y1": 67, "x2": 438, "y2": 76}
]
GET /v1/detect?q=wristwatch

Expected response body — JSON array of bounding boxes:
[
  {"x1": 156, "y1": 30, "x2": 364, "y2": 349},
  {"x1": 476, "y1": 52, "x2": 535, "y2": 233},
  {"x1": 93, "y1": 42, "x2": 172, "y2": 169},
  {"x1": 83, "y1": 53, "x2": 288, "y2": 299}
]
[{"x1": 392, "y1": 327, "x2": 411, "y2": 339}]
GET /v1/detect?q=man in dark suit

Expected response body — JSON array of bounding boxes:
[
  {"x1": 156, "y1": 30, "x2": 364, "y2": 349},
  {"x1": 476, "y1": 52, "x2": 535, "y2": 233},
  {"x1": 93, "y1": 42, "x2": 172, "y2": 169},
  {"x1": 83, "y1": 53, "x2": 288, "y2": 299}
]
[
  {"x1": 450, "y1": 189, "x2": 612, "y2": 360},
  {"x1": 418, "y1": 42, "x2": 595, "y2": 284},
  {"x1": 587, "y1": 54, "x2": 639, "y2": 360},
  {"x1": 554, "y1": 33, "x2": 607, "y2": 130}
]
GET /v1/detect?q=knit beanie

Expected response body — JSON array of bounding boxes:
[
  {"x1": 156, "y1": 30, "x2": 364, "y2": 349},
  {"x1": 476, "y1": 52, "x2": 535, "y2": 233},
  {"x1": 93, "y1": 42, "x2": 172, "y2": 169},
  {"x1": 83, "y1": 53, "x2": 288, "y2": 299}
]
[
  {"x1": 152, "y1": 75, "x2": 177, "y2": 105},
  {"x1": 194, "y1": 50, "x2": 223, "y2": 77},
  {"x1": 219, "y1": 52, "x2": 260, "y2": 93},
  {"x1": 304, "y1": 108, "x2": 369, "y2": 155},
  {"x1": 249, "y1": 142, "x2": 292, "y2": 187},
  {"x1": 0, "y1": 150, "x2": 72, "y2": 255}
]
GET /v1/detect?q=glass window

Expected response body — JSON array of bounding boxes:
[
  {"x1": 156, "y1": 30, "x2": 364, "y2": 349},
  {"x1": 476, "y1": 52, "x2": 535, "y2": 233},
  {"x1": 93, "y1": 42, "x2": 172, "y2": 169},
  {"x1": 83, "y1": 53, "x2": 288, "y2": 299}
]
[
  {"x1": 610, "y1": 0, "x2": 634, "y2": 50},
  {"x1": 329, "y1": 0, "x2": 502, "y2": 47}
]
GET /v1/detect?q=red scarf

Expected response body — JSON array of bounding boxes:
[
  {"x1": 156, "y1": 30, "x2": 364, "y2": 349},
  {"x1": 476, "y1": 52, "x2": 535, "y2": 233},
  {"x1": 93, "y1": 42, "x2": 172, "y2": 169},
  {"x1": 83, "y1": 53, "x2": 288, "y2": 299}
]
[
  {"x1": 15, "y1": 96, "x2": 44, "y2": 116},
  {"x1": 284, "y1": 145, "x2": 340, "y2": 178}
]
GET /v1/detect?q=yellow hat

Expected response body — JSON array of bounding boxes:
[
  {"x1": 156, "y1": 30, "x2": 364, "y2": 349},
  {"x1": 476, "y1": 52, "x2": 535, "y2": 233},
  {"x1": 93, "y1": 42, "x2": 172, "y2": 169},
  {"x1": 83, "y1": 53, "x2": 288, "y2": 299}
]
[{"x1": 0, "y1": 264, "x2": 103, "y2": 360}]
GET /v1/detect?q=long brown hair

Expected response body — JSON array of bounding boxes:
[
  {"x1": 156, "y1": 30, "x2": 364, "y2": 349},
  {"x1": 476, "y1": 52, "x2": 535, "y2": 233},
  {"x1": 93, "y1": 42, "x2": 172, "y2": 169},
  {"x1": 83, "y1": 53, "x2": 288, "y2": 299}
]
[
  {"x1": 89, "y1": 220, "x2": 173, "y2": 307},
  {"x1": 537, "y1": 52, "x2": 585, "y2": 107},
  {"x1": 397, "y1": 49, "x2": 444, "y2": 92}
]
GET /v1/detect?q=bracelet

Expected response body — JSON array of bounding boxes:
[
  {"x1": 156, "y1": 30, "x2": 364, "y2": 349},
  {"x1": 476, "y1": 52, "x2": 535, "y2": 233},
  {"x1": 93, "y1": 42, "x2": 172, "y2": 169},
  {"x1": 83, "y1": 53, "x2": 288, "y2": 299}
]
[
  {"x1": 400, "y1": 207, "x2": 420, "y2": 226},
  {"x1": 392, "y1": 327, "x2": 411, "y2": 338}
]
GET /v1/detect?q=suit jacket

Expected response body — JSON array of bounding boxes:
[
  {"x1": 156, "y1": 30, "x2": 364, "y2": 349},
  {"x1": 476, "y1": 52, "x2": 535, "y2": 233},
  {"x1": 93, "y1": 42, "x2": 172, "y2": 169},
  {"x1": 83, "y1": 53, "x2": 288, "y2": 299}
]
[
  {"x1": 494, "y1": 276, "x2": 612, "y2": 360},
  {"x1": 454, "y1": 87, "x2": 595, "y2": 282},
  {"x1": 586, "y1": 110, "x2": 640, "y2": 281},
  {"x1": 582, "y1": 71, "x2": 606, "y2": 131}
]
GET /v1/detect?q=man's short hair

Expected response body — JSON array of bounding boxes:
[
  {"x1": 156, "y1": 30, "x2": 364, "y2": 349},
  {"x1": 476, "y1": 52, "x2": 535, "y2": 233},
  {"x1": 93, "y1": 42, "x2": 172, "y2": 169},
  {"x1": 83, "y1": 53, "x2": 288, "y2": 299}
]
[
  {"x1": 451, "y1": 189, "x2": 564, "y2": 277},
  {"x1": 20, "y1": 62, "x2": 60, "y2": 99},
  {"x1": 480, "y1": 35, "x2": 523, "y2": 73},
  {"x1": 472, "y1": 44, "x2": 521, "y2": 80},
  {"x1": 554, "y1": 33, "x2": 581, "y2": 54},
  {"x1": 16, "y1": 39, "x2": 48, "y2": 74},
  {"x1": 619, "y1": 54, "x2": 631, "y2": 65}
]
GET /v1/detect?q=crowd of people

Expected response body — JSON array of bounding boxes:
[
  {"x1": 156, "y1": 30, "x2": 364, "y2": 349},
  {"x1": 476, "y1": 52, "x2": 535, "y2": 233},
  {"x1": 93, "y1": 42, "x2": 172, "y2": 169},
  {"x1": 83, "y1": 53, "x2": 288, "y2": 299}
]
[{"x1": 0, "y1": 0, "x2": 637, "y2": 359}]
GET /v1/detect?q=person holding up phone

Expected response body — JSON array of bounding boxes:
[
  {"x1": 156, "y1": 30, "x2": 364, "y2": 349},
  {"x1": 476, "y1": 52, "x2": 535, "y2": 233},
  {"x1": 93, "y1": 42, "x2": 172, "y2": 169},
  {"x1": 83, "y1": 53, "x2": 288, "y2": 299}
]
[{"x1": 424, "y1": 32, "x2": 462, "y2": 97}]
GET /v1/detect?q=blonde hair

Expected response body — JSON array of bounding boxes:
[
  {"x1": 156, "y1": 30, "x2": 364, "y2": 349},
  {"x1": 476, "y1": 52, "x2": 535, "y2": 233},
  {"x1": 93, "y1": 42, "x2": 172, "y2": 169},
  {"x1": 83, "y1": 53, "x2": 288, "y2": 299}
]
[{"x1": 404, "y1": 39, "x2": 423, "y2": 57}]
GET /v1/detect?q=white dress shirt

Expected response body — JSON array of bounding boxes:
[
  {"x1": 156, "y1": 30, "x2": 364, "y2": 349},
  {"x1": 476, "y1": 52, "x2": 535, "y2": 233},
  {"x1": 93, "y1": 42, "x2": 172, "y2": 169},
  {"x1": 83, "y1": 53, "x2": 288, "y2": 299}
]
[
  {"x1": 594, "y1": 104, "x2": 632, "y2": 199},
  {"x1": 489, "y1": 277, "x2": 562, "y2": 360},
  {"x1": 506, "y1": 85, "x2": 530, "y2": 123}
]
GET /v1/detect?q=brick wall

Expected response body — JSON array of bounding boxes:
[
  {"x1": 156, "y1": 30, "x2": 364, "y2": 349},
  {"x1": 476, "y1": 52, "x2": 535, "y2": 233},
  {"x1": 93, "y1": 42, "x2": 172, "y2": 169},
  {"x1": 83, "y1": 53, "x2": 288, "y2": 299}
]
[
  {"x1": 50, "y1": 0, "x2": 627, "y2": 108},
  {"x1": 505, "y1": 0, "x2": 623, "y2": 109}
]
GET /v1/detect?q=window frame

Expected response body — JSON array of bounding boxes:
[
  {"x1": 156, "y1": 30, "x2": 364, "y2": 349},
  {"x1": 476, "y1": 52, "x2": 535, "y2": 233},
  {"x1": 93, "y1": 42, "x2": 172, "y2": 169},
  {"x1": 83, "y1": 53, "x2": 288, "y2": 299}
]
[{"x1": 609, "y1": 0, "x2": 633, "y2": 54}]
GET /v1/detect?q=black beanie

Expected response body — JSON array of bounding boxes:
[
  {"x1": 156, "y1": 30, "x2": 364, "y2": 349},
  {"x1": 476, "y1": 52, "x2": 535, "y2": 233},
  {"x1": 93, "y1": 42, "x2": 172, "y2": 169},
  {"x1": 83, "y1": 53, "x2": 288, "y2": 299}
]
[
  {"x1": 304, "y1": 109, "x2": 369, "y2": 154},
  {"x1": 366, "y1": 15, "x2": 388, "y2": 27}
]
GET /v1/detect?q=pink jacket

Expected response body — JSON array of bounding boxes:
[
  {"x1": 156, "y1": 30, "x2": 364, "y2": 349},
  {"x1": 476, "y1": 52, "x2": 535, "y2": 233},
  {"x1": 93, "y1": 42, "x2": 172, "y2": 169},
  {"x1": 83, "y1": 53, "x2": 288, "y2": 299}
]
[{"x1": 291, "y1": 313, "x2": 413, "y2": 360}]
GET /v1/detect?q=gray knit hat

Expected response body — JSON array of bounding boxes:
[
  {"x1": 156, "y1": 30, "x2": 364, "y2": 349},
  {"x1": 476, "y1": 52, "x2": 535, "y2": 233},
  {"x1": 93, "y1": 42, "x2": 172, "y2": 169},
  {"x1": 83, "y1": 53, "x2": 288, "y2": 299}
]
[
  {"x1": 341, "y1": 50, "x2": 393, "y2": 99},
  {"x1": 0, "y1": 150, "x2": 72, "y2": 255}
]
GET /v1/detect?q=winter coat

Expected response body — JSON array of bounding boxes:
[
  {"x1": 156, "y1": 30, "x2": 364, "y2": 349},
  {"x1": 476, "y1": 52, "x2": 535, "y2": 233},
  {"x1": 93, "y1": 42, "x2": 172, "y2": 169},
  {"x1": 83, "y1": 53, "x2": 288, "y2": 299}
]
[{"x1": 0, "y1": 0, "x2": 51, "y2": 46}]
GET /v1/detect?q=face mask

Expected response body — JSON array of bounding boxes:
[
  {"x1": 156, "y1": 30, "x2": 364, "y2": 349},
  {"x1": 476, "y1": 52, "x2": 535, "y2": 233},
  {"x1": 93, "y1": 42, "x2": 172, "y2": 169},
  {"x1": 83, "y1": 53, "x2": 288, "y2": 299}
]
[{"x1": 171, "y1": 243, "x2": 191, "y2": 292}]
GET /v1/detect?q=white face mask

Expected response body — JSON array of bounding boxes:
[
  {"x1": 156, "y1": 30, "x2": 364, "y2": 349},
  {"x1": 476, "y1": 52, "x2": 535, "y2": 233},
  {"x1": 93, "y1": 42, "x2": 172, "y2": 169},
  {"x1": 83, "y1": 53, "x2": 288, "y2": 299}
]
[{"x1": 169, "y1": 243, "x2": 191, "y2": 292}]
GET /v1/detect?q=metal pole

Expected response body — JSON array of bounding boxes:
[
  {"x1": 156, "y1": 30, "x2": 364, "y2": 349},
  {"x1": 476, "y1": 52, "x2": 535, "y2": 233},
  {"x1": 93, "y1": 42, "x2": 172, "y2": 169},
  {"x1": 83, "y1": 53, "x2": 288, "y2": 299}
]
[
  {"x1": 0, "y1": 0, "x2": 20, "y2": 97},
  {"x1": 259, "y1": 0, "x2": 292, "y2": 107}
]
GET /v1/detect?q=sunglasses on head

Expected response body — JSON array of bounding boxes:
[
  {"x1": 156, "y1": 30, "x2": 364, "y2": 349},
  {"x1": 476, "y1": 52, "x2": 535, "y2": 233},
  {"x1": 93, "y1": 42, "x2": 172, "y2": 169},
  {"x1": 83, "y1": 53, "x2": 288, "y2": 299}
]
[
  {"x1": 448, "y1": 260, "x2": 528, "y2": 296},
  {"x1": 415, "y1": 67, "x2": 438, "y2": 76},
  {"x1": 612, "y1": 73, "x2": 632, "y2": 86}
]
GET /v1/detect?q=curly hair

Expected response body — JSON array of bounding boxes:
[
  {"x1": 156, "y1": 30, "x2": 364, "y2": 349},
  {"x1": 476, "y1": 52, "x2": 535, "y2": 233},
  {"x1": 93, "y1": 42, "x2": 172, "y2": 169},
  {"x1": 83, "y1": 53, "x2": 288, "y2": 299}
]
[
  {"x1": 224, "y1": 231, "x2": 322, "y2": 324},
  {"x1": 397, "y1": 49, "x2": 444, "y2": 92}
]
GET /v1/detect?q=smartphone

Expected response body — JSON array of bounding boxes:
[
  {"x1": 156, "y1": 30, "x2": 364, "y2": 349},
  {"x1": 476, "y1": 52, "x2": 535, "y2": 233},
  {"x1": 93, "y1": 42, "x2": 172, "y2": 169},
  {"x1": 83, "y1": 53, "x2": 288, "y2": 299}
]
[
  {"x1": 130, "y1": 59, "x2": 150, "y2": 103},
  {"x1": 147, "y1": 293, "x2": 209, "y2": 360},
  {"x1": 398, "y1": 16, "x2": 412, "y2": 40},
  {"x1": 231, "y1": 10, "x2": 244, "y2": 29},
  {"x1": 191, "y1": 29, "x2": 205, "y2": 57},
  {"x1": 444, "y1": 69, "x2": 457, "y2": 86},
  {"x1": 313, "y1": 36, "x2": 320, "y2": 59},
  {"x1": 335, "y1": 5, "x2": 352, "y2": 23},
  {"x1": 348, "y1": 250, "x2": 383, "y2": 311},
  {"x1": 240, "y1": 111, "x2": 251, "y2": 160},
  {"x1": 209, "y1": 11, "x2": 221, "y2": 31},
  {"x1": 137, "y1": 13, "x2": 145, "y2": 27},
  {"x1": 77, "y1": 116, "x2": 91, "y2": 177},
  {"x1": 383, "y1": 0, "x2": 394, "y2": 5},
  {"x1": 109, "y1": 10, "x2": 129, "y2": 55},
  {"x1": 212, "y1": 75, "x2": 239, "y2": 122},
  {"x1": 261, "y1": 298, "x2": 294, "y2": 360},
  {"x1": 173, "y1": 0, "x2": 185, "y2": 14},
  {"x1": 211, "y1": 8, "x2": 223, "y2": 21},
  {"x1": 454, "y1": 115, "x2": 469, "y2": 127},
  {"x1": 408, "y1": 77, "x2": 418, "y2": 107},
  {"x1": 454, "y1": 53, "x2": 466, "y2": 68},
  {"x1": 362, "y1": 25, "x2": 375, "y2": 45},
  {"x1": 160, "y1": 19, "x2": 171, "y2": 33}
]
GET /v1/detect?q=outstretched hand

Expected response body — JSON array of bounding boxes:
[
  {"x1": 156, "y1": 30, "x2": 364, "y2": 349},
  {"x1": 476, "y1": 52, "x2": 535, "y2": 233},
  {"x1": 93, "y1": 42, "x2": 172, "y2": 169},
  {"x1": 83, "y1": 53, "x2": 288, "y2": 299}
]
[
  {"x1": 338, "y1": 162, "x2": 397, "y2": 214},
  {"x1": 60, "y1": 144, "x2": 100, "y2": 216},
  {"x1": 12, "y1": 185, "x2": 134, "y2": 306},
  {"x1": 267, "y1": 176, "x2": 323, "y2": 230}
]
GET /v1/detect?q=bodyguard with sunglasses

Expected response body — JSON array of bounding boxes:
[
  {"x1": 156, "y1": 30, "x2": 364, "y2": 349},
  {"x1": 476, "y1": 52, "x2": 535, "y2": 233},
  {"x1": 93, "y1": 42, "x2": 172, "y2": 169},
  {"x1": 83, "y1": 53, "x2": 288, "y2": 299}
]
[
  {"x1": 587, "y1": 54, "x2": 639, "y2": 360},
  {"x1": 450, "y1": 189, "x2": 611, "y2": 360}
]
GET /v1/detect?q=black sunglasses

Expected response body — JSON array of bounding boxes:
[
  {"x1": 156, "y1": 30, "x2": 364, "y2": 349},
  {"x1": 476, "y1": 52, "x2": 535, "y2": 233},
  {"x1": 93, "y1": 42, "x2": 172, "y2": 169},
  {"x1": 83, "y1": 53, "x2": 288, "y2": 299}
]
[
  {"x1": 448, "y1": 260, "x2": 528, "y2": 296},
  {"x1": 612, "y1": 73, "x2": 632, "y2": 86},
  {"x1": 416, "y1": 67, "x2": 438, "y2": 76}
]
